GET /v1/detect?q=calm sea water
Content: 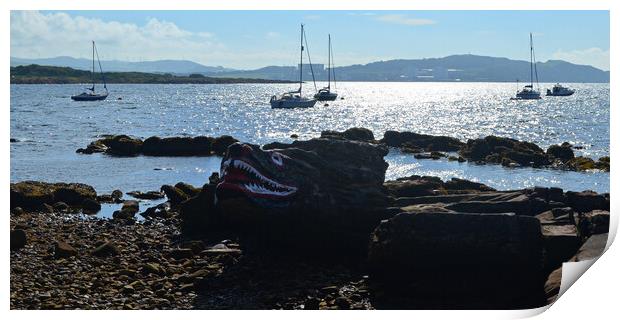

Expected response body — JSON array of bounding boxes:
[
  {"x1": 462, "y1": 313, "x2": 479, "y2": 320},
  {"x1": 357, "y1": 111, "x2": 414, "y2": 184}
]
[{"x1": 10, "y1": 82, "x2": 609, "y2": 196}]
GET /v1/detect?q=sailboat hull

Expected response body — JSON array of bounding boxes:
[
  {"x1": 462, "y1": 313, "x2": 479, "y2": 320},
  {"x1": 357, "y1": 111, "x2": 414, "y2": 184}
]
[
  {"x1": 271, "y1": 98, "x2": 317, "y2": 109},
  {"x1": 314, "y1": 91, "x2": 338, "y2": 101},
  {"x1": 71, "y1": 93, "x2": 109, "y2": 101}
]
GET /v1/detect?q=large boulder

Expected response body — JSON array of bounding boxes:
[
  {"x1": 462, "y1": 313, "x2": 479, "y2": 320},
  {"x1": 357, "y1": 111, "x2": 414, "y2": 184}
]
[
  {"x1": 10, "y1": 181, "x2": 97, "y2": 209},
  {"x1": 142, "y1": 136, "x2": 213, "y2": 156},
  {"x1": 381, "y1": 130, "x2": 464, "y2": 151},
  {"x1": 383, "y1": 176, "x2": 444, "y2": 198},
  {"x1": 368, "y1": 212, "x2": 546, "y2": 309},
  {"x1": 459, "y1": 136, "x2": 551, "y2": 167},
  {"x1": 570, "y1": 233, "x2": 608, "y2": 262},
  {"x1": 10, "y1": 229, "x2": 27, "y2": 251},
  {"x1": 547, "y1": 144, "x2": 574, "y2": 161},
  {"x1": 208, "y1": 138, "x2": 392, "y2": 257},
  {"x1": 320, "y1": 127, "x2": 375, "y2": 142},
  {"x1": 565, "y1": 191, "x2": 608, "y2": 212},
  {"x1": 576, "y1": 210, "x2": 610, "y2": 236},
  {"x1": 541, "y1": 224, "x2": 581, "y2": 272},
  {"x1": 211, "y1": 135, "x2": 239, "y2": 155},
  {"x1": 78, "y1": 134, "x2": 238, "y2": 157}
]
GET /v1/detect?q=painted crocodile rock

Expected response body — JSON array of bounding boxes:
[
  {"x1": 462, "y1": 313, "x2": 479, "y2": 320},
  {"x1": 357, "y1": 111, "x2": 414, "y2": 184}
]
[{"x1": 212, "y1": 138, "x2": 393, "y2": 256}]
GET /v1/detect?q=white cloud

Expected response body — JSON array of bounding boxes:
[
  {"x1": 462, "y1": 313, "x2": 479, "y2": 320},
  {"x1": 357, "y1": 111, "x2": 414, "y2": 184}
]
[
  {"x1": 304, "y1": 15, "x2": 321, "y2": 20},
  {"x1": 552, "y1": 47, "x2": 610, "y2": 71},
  {"x1": 375, "y1": 14, "x2": 436, "y2": 26},
  {"x1": 265, "y1": 31, "x2": 280, "y2": 39},
  {"x1": 10, "y1": 11, "x2": 224, "y2": 64}
]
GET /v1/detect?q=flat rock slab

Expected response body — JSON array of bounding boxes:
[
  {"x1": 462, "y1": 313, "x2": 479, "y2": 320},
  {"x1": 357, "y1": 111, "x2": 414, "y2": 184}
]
[
  {"x1": 570, "y1": 233, "x2": 608, "y2": 262},
  {"x1": 368, "y1": 212, "x2": 546, "y2": 309}
]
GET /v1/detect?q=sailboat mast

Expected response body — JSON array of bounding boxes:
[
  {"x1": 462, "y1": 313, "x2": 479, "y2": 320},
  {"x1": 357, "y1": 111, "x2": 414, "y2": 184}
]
[
  {"x1": 92, "y1": 40, "x2": 95, "y2": 90},
  {"x1": 529, "y1": 33, "x2": 533, "y2": 88},
  {"x1": 299, "y1": 24, "x2": 304, "y2": 93},
  {"x1": 327, "y1": 34, "x2": 331, "y2": 90}
]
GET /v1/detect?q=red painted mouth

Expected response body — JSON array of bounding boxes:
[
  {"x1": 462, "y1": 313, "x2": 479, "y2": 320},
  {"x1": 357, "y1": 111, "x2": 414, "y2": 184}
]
[{"x1": 216, "y1": 158, "x2": 298, "y2": 200}]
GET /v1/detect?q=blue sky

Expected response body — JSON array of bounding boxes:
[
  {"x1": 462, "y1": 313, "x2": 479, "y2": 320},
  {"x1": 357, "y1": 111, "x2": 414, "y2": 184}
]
[{"x1": 10, "y1": 10, "x2": 610, "y2": 70}]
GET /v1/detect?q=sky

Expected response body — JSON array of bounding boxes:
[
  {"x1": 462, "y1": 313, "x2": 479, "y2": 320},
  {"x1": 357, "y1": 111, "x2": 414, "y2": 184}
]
[{"x1": 10, "y1": 10, "x2": 610, "y2": 70}]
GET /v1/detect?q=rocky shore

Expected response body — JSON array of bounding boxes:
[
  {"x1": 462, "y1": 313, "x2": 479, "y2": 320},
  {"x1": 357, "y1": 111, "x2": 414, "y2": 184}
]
[
  {"x1": 76, "y1": 134, "x2": 239, "y2": 156},
  {"x1": 11, "y1": 132, "x2": 610, "y2": 310},
  {"x1": 76, "y1": 127, "x2": 609, "y2": 172}
]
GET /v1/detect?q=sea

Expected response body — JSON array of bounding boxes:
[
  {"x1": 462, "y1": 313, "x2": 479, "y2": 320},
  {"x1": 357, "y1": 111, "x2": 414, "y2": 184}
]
[{"x1": 10, "y1": 82, "x2": 610, "y2": 202}]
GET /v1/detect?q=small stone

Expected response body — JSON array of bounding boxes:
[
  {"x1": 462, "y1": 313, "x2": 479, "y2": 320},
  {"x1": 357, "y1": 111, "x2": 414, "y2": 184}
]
[
  {"x1": 10, "y1": 229, "x2": 27, "y2": 251},
  {"x1": 54, "y1": 241, "x2": 78, "y2": 259},
  {"x1": 334, "y1": 296, "x2": 351, "y2": 309},
  {"x1": 92, "y1": 241, "x2": 120, "y2": 257},
  {"x1": 169, "y1": 248, "x2": 194, "y2": 260}
]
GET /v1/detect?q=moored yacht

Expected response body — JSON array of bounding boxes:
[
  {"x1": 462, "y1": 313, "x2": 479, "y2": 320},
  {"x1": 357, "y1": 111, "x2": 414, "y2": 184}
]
[
  {"x1": 270, "y1": 24, "x2": 317, "y2": 109},
  {"x1": 314, "y1": 34, "x2": 338, "y2": 101},
  {"x1": 512, "y1": 33, "x2": 541, "y2": 100},
  {"x1": 546, "y1": 83, "x2": 575, "y2": 96},
  {"x1": 71, "y1": 41, "x2": 108, "y2": 101}
]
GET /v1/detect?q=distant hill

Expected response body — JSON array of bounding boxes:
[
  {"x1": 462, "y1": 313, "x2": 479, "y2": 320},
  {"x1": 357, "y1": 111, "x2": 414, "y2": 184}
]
[
  {"x1": 210, "y1": 54, "x2": 610, "y2": 83},
  {"x1": 10, "y1": 64, "x2": 293, "y2": 84},
  {"x1": 10, "y1": 56, "x2": 234, "y2": 75},
  {"x1": 11, "y1": 54, "x2": 609, "y2": 83}
]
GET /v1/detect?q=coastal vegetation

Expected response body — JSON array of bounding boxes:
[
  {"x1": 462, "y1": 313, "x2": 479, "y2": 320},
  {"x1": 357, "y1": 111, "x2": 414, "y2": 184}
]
[{"x1": 10, "y1": 64, "x2": 294, "y2": 84}]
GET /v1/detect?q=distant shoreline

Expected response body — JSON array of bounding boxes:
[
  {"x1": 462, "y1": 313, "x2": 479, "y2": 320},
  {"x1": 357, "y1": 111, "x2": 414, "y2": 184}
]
[{"x1": 10, "y1": 64, "x2": 295, "y2": 85}]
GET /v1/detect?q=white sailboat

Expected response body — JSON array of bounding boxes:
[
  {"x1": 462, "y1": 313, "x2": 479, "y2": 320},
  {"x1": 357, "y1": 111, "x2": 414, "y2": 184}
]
[
  {"x1": 270, "y1": 24, "x2": 317, "y2": 109},
  {"x1": 512, "y1": 33, "x2": 541, "y2": 100},
  {"x1": 71, "y1": 41, "x2": 109, "y2": 101},
  {"x1": 314, "y1": 34, "x2": 338, "y2": 101}
]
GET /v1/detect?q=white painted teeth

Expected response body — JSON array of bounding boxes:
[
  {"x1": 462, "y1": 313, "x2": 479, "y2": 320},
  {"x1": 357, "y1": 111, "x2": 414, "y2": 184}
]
[{"x1": 220, "y1": 158, "x2": 297, "y2": 196}]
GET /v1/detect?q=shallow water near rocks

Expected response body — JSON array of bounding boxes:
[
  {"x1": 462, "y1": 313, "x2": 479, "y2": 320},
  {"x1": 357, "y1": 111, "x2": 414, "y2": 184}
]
[{"x1": 11, "y1": 82, "x2": 609, "y2": 200}]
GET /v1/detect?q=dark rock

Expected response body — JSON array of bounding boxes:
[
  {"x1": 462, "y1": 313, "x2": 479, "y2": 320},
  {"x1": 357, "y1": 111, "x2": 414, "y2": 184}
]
[
  {"x1": 211, "y1": 135, "x2": 239, "y2": 155},
  {"x1": 546, "y1": 144, "x2": 574, "y2": 161},
  {"x1": 174, "y1": 182, "x2": 200, "y2": 198},
  {"x1": 142, "y1": 263, "x2": 164, "y2": 275},
  {"x1": 320, "y1": 127, "x2": 375, "y2": 142},
  {"x1": 565, "y1": 156, "x2": 609, "y2": 172},
  {"x1": 111, "y1": 189, "x2": 123, "y2": 200},
  {"x1": 570, "y1": 233, "x2": 608, "y2": 262},
  {"x1": 169, "y1": 248, "x2": 194, "y2": 260},
  {"x1": 334, "y1": 296, "x2": 351, "y2": 309},
  {"x1": 544, "y1": 267, "x2": 562, "y2": 304},
  {"x1": 11, "y1": 207, "x2": 26, "y2": 216},
  {"x1": 10, "y1": 229, "x2": 27, "y2": 251},
  {"x1": 381, "y1": 130, "x2": 464, "y2": 151},
  {"x1": 459, "y1": 136, "x2": 550, "y2": 167},
  {"x1": 10, "y1": 181, "x2": 97, "y2": 209},
  {"x1": 443, "y1": 178, "x2": 495, "y2": 192},
  {"x1": 304, "y1": 297, "x2": 321, "y2": 310},
  {"x1": 126, "y1": 190, "x2": 164, "y2": 200},
  {"x1": 105, "y1": 135, "x2": 143, "y2": 156},
  {"x1": 142, "y1": 136, "x2": 213, "y2": 156},
  {"x1": 577, "y1": 210, "x2": 610, "y2": 237},
  {"x1": 161, "y1": 185, "x2": 190, "y2": 206},
  {"x1": 121, "y1": 200, "x2": 139, "y2": 214},
  {"x1": 140, "y1": 203, "x2": 172, "y2": 219},
  {"x1": 52, "y1": 202, "x2": 69, "y2": 211},
  {"x1": 81, "y1": 198, "x2": 101, "y2": 213},
  {"x1": 54, "y1": 241, "x2": 78, "y2": 259},
  {"x1": 91, "y1": 241, "x2": 120, "y2": 257},
  {"x1": 113, "y1": 200, "x2": 139, "y2": 219},
  {"x1": 384, "y1": 175, "x2": 443, "y2": 198},
  {"x1": 565, "y1": 191, "x2": 607, "y2": 212},
  {"x1": 215, "y1": 139, "x2": 392, "y2": 258},
  {"x1": 445, "y1": 194, "x2": 533, "y2": 216},
  {"x1": 10, "y1": 138, "x2": 18, "y2": 143},
  {"x1": 179, "y1": 184, "x2": 217, "y2": 235},
  {"x1": 541, "y1": 224, "x2": 581, "y2": 272},
  {"x1": 368, "y1": 212, "x2": 545, "y2": 309}
]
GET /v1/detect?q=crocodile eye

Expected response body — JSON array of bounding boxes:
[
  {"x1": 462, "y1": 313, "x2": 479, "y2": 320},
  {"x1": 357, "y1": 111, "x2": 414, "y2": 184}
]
[{"x1": 271, "y1": 152, "x2": 284, "y2": 167}]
